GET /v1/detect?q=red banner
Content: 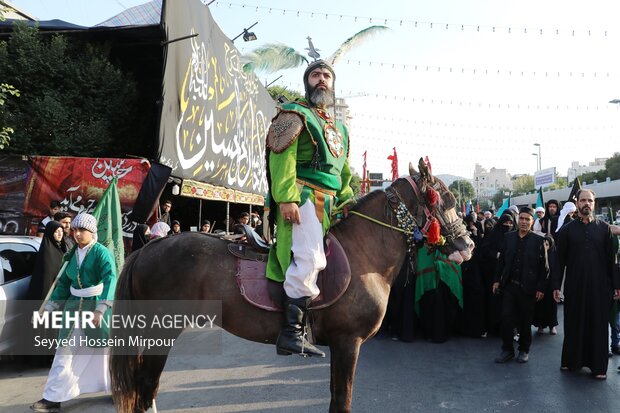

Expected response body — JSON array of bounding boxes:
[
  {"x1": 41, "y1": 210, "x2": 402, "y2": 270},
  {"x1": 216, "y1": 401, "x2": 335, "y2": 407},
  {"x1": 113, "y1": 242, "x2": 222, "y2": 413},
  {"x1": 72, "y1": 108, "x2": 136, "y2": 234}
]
[{"x1": 24, "y1": 157, "x2": 151, "y2": 239}]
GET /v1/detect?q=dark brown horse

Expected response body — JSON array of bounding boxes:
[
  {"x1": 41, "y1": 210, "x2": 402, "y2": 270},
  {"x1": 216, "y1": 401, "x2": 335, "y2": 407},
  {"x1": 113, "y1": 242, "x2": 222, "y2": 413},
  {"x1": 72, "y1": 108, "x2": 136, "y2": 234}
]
[{"x1": 110, "y1": 160, "x2": 474, "y2": 413}]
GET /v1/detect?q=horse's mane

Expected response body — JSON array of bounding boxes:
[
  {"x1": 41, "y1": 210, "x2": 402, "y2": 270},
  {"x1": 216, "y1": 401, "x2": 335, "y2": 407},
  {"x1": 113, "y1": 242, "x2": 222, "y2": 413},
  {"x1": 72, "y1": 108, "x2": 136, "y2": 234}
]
[
  {"x1": 332, "y1": 189, "x2": 387, "y2": 230},
  {"x1": 350, "y1": 189, "x2": 386, "y2": 211}
]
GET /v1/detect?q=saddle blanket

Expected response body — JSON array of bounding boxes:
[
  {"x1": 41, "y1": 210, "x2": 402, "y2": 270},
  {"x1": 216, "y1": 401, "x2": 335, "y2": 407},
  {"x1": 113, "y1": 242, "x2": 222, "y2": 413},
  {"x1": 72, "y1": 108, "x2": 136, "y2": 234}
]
[{"x1": 232, "y1": 233, "x2": 351, "y2": 311}]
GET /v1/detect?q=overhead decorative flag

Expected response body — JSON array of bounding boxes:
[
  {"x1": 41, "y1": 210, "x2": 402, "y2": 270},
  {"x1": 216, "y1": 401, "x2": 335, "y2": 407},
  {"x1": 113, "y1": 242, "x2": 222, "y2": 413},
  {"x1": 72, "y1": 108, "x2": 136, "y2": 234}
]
[{"x1": 387, "y1": 147, "x2": 399, "y2": 181}]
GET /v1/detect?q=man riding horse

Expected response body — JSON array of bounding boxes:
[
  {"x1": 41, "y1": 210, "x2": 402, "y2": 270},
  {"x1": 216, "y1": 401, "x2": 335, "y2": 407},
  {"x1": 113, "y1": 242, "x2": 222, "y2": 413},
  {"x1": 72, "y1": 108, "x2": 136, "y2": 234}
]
[{"x1": 266, "y1": 59, "x2": 354, "y2": 357}]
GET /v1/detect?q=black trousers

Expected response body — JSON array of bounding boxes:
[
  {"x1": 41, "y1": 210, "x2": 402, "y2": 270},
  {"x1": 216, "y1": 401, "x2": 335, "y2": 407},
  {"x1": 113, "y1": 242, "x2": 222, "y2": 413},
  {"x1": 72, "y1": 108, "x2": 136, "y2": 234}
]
[{"x1": 500, "y1": 283, "x2": 537, "y2": 353}]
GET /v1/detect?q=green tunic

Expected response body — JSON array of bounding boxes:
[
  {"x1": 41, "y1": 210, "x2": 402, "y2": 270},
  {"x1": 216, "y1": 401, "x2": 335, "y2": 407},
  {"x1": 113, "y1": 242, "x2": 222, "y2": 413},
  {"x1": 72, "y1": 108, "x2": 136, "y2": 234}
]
[
  {"x1": 49, "y1": 242, "x2": 117, "y2": 345},
  {"x1": 266, "y1": 100, "x2": 354, "y2": 282}
]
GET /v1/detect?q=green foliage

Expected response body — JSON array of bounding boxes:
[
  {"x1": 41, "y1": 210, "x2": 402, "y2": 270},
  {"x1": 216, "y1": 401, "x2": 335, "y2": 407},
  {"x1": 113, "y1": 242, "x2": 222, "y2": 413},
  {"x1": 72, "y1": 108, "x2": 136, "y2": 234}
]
[
  {"x1": 604, "y1": 152, "x2": 620, "y2": 180},
  {"x1": 548, "y1": 174, "x2": 567, "y2": 190},
  {"x1": 448, "y1": 179, "x2": 475, "y2": 205},
  {"x1": 267, "y1": 85, "x2": 303, "y2": 103},
  {"x1": 0, "y1": 23, "x2": 139, "y2": 156},
  {"x1": 511, "y1": 175, "x2": 534, "y2": 196},
  {"x1": 0, "y1": 83, "x2": 19, "y2": 149},
  {"x1": 349, "y1": 168, "x2": 361, "y2": 196}
]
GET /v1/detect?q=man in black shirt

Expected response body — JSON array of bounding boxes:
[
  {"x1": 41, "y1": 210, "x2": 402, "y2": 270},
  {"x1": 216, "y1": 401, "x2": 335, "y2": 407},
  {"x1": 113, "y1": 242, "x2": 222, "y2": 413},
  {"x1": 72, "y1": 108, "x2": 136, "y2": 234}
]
[{"x1": 493, "y1": 206, "x2": 549, "y2": 363}]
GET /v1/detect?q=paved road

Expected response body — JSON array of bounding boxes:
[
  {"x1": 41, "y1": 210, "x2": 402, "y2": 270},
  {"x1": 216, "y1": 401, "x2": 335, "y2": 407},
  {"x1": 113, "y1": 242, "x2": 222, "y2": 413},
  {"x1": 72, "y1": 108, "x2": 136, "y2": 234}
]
[{"x1": 2, "y1": 306, "x2": 620, "y2": 412}]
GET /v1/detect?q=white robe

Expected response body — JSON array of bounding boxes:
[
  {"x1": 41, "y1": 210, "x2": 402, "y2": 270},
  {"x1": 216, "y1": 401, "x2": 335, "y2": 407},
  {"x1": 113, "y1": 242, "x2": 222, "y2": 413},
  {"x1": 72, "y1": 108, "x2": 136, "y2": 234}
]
[
  {"x1": 283, "y1": 199, "x2": 326, "y2": 299},
  {"x1": 42, "y1": 327, "x2": 110, "y2": 402}
]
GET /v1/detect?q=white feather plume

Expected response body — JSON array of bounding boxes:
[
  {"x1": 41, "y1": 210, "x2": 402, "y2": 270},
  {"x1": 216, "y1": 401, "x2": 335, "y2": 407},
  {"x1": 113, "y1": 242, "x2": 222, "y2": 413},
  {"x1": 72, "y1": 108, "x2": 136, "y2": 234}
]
[{"x1": 327, "y1": 25, "x2": 390, "y2": 65}]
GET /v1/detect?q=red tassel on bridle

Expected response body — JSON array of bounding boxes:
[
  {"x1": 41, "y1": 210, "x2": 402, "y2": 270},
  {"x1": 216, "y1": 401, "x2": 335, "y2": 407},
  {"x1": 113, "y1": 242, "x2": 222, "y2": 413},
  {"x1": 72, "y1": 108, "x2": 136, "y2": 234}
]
[
  {"x1": 427, "y1": 217, "x2": 441, "y2": 244},
  {"x1": 425, "y1": 187, "x2": 439, "y2": 207}
]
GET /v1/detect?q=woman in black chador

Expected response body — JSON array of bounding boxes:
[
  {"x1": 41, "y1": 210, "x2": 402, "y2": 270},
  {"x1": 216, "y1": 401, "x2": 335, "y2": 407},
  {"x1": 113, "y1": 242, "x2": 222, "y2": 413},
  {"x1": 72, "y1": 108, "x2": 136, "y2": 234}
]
[{"x1": 27, "y1": 220, "x2": 67, "y2": 300}]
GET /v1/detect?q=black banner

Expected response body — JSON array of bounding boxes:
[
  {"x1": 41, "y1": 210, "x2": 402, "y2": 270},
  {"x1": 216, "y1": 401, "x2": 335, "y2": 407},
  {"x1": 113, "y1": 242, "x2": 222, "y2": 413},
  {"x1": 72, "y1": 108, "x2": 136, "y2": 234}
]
[{"x1": 158, "y1": 0, "x2": 276, "y2": 198}]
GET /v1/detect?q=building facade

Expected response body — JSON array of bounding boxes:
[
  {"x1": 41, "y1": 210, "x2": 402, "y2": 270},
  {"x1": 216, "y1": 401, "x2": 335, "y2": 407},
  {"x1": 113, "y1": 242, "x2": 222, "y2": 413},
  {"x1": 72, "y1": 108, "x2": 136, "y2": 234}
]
[
  {"x1": 472, "y1": 163, "x2": 513, "y2": 199},
  {"x1": 567, "y1": 158, "x2": 607, "y2": 182}
]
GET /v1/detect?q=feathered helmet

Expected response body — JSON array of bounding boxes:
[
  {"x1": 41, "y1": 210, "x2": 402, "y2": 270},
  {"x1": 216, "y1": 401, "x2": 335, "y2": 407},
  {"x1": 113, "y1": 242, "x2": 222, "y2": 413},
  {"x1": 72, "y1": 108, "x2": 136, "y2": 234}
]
[{"x1": 303, "y1": 59, "x2": 336, "y2": 110}]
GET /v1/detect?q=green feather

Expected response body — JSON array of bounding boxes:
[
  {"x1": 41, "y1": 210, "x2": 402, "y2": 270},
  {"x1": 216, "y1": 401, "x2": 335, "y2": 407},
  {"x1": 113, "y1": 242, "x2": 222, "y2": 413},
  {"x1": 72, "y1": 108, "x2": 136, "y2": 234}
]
[
  {"x1": 242, "y1": 43, "x2": 309, "y2": 73},
  {"x1": 328, "y1": 25, "x2": 390, "y2": 65}
]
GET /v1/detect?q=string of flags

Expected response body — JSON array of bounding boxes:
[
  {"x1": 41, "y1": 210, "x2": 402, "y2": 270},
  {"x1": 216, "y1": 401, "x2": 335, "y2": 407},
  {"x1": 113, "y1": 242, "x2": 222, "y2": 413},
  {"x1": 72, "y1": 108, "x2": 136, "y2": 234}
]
[
  {"x1": 213, "y1": 1, "x2": 615, "y2": 38},
  {"x1": 338, "y1": 60, "x2": 614, "y2": 79},
  {"x1": 278, "y1": 82, "x2": 620, "y2": 111},
  {"x1": 351, "y1": 121, "x2": 617, "y2": 134},
  {"x1": 349, "y1": 115, "x2": 616, "y2": 132}
]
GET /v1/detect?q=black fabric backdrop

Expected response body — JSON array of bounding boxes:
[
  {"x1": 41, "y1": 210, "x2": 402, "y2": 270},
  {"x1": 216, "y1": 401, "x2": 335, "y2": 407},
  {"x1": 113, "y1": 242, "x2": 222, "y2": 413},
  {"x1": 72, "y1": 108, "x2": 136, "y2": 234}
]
[{"x1": 158, "y1": 0, "x2": 276, "y2": 198}]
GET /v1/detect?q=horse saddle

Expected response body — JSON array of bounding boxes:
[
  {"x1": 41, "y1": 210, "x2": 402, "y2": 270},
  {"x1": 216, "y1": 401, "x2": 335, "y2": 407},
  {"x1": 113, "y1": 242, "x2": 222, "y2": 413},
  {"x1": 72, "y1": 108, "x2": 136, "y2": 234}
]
[{"x1": 227, "y1": 232, "x2": 351, "y2": 311}]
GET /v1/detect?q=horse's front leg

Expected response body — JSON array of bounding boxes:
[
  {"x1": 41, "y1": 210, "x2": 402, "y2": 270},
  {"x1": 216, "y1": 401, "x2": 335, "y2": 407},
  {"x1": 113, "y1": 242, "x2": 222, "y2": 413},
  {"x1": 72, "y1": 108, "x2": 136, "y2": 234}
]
[{"x1": 328, "y1": 337, "x2": 362, "y2": 413}]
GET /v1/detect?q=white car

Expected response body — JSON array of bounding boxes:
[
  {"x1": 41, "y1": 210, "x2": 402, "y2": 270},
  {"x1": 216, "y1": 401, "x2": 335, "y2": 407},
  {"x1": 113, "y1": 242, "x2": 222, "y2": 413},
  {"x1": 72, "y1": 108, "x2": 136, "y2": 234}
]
[{"x1": 0, "y1": 235, "x2": 41, "y2": 355}]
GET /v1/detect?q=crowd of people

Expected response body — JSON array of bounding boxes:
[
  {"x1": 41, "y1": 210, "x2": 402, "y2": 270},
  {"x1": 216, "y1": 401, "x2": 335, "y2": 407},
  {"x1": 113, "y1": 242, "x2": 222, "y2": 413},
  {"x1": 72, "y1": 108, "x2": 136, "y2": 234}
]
[{"x1": 381, "y1": 189, "x2": 620, "y2": 379}]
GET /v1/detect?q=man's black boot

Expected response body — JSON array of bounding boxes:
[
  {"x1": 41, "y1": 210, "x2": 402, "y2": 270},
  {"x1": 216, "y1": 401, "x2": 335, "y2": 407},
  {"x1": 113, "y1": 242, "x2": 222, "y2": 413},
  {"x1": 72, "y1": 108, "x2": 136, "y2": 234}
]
[{"x1": 276, "y1": 296, "x2": 325, "y2": 357}]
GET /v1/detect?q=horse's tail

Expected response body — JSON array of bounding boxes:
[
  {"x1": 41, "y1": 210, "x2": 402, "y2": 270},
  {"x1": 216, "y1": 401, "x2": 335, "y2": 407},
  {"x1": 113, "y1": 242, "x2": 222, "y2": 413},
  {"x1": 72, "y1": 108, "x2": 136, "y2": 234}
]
[{"x1": 111, "y1": 250, "x2": 140, "y2": 413}]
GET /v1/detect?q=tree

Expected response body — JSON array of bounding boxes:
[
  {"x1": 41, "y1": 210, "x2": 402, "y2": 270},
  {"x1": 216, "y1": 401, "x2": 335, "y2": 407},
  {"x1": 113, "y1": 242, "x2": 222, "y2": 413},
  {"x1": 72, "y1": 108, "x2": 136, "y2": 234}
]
[
  {"x1": 511, "y1": 175, "x2": 534, "y2": 196},
  {"x1": 0, "y1": 6, "x2": 19, "y2": 150},
  {"x1": 349, "y1": 167, "x2": 362, "y2": 196},
  {"x1": 0, "y1": 82, "x2": 19, "y2": 150},
  {"x1": 604, "y1": 152, "x2": 620, "y2": 180},
  {"x1": 548, "y1": 173, "x2": 567, "y2": 190},
  {"x1": 0, "y1": 23, "x2": 140, "y2": 156},
  {"x1": 448, "y1": 179, "x2": 474, "y2": 205},
  {"x1": 267, "y1": 85, "x2": 303, "y2": 103}
]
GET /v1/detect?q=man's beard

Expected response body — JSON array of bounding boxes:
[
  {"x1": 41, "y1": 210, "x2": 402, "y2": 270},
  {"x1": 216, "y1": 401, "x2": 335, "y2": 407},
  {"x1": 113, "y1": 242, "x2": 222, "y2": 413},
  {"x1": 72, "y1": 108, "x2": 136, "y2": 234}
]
[
  {"x1": 309, "y1": 85, "x2": 334, "y2": 108},
  {"x1": 578, "y1": 205, "x2": 591, "y2": 216}
]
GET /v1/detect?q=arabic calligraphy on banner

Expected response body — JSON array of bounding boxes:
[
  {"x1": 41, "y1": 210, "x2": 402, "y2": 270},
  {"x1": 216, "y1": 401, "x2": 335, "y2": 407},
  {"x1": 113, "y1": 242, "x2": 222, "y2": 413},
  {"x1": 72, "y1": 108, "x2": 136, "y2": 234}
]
[
  {"x1": 159, "y1": 2, "x2": 276, "y2": 202},
  {"x1": 24, "y1": 157, "x2": 151, "y2": 239}
]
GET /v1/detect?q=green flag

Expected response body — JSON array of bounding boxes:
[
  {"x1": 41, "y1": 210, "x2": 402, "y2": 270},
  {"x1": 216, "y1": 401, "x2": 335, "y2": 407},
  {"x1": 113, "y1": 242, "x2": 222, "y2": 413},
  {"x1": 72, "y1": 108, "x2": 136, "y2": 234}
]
[
  {"x1": 92, "y1": 177, "x2": 125, "y2": 274},
  {"x1": 496, "y1": 193, "x2": 511, "y2": 217},
  {"x1": 536, "y1": 186, "x2": 544, "y2": 208}
]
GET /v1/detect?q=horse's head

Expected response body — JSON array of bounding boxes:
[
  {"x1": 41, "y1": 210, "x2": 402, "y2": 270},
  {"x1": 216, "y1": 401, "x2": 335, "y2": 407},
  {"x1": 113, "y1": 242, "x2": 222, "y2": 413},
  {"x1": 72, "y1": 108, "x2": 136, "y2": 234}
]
[{"x1": 389, "y1": 158, "x2": 474, "y2": 264}]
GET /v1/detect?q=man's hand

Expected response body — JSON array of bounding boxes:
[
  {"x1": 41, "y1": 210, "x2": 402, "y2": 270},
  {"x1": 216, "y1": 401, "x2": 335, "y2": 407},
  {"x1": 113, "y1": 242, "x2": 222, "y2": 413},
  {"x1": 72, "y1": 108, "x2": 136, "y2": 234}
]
[
  {"x1": 535, "y1": 291, "x2": 544, "y2": 301},
  {"x1": 553, "y1": 289, "x2": 563, "y2": 303},
  {"x1": 279, "y1": 202, "x2": 300, "y2": 224},
  {"x1": 93, "y1": 311, "x2": 103, "y2": 327},
  {"x1": 614, "y1": 289, "x2": 620, "y2": 300},
  {"x1": 492, "y1": 282, "x2": 500, "y2": 294}
]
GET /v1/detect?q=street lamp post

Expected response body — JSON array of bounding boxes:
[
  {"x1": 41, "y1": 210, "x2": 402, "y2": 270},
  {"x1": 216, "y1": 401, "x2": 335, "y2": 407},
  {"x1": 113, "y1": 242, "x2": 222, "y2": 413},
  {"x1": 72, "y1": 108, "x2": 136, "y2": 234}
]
[
  {"x1": 532, "y1": 153, "x2": 539, "y2": 173},
  {"x1": 533, "y1": 143, "x2": 541, "y2": 171}
]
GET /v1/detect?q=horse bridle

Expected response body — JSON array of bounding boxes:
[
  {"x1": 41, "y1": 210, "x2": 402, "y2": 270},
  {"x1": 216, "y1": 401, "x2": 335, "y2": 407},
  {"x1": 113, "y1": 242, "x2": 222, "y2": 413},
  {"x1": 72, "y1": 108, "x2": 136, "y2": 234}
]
[
  {"x1": 350, "y1": 174, "x2": 467, "y2": 258},
  {"x1": 348, "y1": 172, "x2": 468, "y2": 253}
]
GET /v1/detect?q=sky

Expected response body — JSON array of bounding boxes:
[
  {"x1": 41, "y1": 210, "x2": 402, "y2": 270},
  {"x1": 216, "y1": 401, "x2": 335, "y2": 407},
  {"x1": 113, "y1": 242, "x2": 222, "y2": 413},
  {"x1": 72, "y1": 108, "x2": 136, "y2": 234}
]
[{"x1": 10, "y1": 0, "x2": 620, "y2": 180}]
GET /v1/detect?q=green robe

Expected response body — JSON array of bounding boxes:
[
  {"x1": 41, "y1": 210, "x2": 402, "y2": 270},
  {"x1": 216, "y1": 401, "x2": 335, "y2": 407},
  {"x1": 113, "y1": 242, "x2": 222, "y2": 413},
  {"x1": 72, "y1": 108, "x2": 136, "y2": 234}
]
[
  {"x1": 266, "y1": 101, "x2": 354, "y2": 282},
  {"x1": 49, "y1": 242, "x2": 117, "y2": 345},
  {"x1": 414, "y1": 246, "x2": 463, "y2": 315}
]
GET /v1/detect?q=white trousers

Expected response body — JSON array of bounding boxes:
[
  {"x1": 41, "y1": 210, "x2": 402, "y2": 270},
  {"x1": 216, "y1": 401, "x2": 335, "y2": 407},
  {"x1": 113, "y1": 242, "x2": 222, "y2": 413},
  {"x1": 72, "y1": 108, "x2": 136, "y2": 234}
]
[
  {"x1": 283, "y1": 200, "x2": 326, "y2": 299},
  {"x1": 43, "y1": 328, "x2": 110, "y2": 403}
]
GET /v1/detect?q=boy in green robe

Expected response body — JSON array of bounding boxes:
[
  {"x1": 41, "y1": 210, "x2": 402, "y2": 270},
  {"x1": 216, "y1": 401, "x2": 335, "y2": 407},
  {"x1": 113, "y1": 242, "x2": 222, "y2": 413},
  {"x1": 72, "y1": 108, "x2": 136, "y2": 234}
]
[{"x1": 32, "y1": 213, "x2": 116, "y2": 412}]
